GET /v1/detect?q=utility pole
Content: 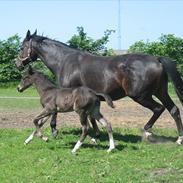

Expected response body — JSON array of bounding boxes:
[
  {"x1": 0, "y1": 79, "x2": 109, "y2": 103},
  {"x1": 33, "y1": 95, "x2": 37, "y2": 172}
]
[{"x1": 118, "y1": 0, "x2": 122, "y2": 50}]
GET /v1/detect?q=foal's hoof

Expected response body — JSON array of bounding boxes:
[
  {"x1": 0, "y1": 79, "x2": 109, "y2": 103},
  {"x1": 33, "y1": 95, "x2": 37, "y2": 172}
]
[
  {"x1": 42, "y1": 136, "x2": 49, "y2": 142},
  {"x1": 90, "y1": 138, "x2": 98, "y2": 144},
  {"x1": 107, "y1": 147, "x2": 115, "y2": 153},
  {"x1": 176, "y1": 136, "x2": 183, "y2": 145},
  {"x1": 71, "y1": 149, "x2": 78, "y2": 155}
]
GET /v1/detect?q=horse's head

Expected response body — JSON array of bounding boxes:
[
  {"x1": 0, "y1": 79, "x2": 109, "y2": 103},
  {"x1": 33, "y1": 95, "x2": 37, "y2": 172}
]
[
  {"x1": 17, "y1": 66, "x2": 35, "y2": 92},
  {"x1": 15, "y1": 30, "x2": 38, "y2": 70}
]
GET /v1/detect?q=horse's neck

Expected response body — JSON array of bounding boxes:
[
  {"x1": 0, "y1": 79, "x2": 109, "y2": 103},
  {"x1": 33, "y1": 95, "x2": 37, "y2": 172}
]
[
  {"x1": 32, "y1": 74, "x2": 55, "y2": 97},
  {"x1": 33, "y1": 39, "x2": 77, "y2": 75}
]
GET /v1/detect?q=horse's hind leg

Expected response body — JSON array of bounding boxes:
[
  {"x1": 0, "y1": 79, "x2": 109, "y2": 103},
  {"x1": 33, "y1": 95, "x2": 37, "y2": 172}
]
[
  {"x1": 50, "y1": 112, "x2": 58, "y2": 138},
  {"x1": 132, "y1": 96, "x2": 165, "y2": 138},
  {"x1": 72, "y1": 111, "x2": 89, "y2": 153},
  {"x1": 158, "y1": 93, "x2": 183, "y2": 144}
]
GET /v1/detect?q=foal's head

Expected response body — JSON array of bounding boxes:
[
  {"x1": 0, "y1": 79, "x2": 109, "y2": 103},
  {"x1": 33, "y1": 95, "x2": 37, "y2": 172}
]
[{"x1": 17, "y1": 66, "x2": 34, "y2": 92}]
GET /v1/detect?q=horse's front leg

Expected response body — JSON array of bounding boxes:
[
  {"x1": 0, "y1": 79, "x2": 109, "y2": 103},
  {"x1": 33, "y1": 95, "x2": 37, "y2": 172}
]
[
  {"x1": 24, "y1": 109, "x2": 51, "y2": 145},
  {"x1": 50, "y1": 112, "x2": 58, "y2": 138}
]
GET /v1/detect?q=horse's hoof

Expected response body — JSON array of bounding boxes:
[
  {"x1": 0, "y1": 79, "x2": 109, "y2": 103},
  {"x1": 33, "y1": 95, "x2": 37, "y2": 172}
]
[
  {"x1": 52, "y1": 130, "x2": 58, "y2": 138},
  {"x1": 144, "y1": 131, "x2": 152, "y2": 138},
  {"x1": 142, "y1": 130, "x2": 153, "y2": 141},
  {"x1": 176, "y1": 136, "x2": 183, "y2": 145}
]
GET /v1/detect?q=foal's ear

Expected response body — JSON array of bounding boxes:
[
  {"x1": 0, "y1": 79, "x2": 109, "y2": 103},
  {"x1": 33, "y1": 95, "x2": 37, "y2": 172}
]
[
  {"x1": 28, "y1": 65, "x2": 34, "y2": 75},
  {"x1": 26, "y1": 30, "x2": 31, "y2": 40}
]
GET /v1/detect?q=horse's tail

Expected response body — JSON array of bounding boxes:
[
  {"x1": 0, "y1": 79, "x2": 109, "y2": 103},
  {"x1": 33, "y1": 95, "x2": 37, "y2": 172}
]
[
  {"x1": 95, "y1": 92, "x2": 114, "y2": 108},
  {"x1": 158, "y1": 57, "x2": 183, "y2": 105}
]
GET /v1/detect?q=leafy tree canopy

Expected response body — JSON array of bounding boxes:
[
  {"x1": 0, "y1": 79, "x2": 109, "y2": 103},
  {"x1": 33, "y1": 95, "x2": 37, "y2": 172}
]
[
  {"x1": 0, "y1": 34, "x2": 21, "y2": 83},
  {"x1": 68, "y1": 26, "x2": 115, "y2": 56},
  {"x1": 128, "y1": 34, "x2": 183, "y2": 76}
]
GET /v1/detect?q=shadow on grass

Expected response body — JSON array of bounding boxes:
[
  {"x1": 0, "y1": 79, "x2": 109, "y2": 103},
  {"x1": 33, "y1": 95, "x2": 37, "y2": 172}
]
[
  {"x1": 145, "y1": 134, "x2": 177, "y2": 144},
  {"x1": 61, "y1": 128, "x2": 141, "y2": 143},
  {"x1": 60, "y1": 128, "x2": 141, "y2": 151},
  {"x1": 60, "y1": 128, "x2": 178, "y2": 151}
]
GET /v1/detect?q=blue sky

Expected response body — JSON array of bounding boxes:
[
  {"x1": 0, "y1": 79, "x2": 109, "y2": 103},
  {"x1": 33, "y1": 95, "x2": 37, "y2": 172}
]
[{"x1": 0, "y1": 0, "x2": 183, "y2": 49}]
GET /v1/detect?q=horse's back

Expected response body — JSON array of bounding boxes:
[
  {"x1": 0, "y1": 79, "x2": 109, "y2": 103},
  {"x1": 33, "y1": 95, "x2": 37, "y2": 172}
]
[
  {"x1": 115, "y1": 54, "x2": 165, "y2": 97},
  {"x1": 60, "y1": 53, "x2": 165, "y2": 99}
]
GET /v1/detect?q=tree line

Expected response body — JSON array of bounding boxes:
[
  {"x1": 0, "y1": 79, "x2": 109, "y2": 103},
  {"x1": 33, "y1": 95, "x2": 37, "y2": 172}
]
[{"x1": 0, "y1": 27, "x2": 183, "y2": 85}]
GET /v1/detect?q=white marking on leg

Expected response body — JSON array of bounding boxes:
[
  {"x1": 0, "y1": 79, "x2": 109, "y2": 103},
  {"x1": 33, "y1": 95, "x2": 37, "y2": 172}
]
[
  {"x1": 176, "y1": 136, "x2": 183, "y2": 145},
  {"x1": 144, "y1": 131, "x2": 152, "y2": 138},
  {"x1": 71, "y1": 140, "x2": 83, "y2": 153},
  {"x1": 99, "y1": 118, "x2": 115, "y2": 152},
  {"x1": 24, "y1": 131, "x2": 35, "y2": 145},
  {"x1": 107, "y1": 133, "x2": 115, "y2": 152}
]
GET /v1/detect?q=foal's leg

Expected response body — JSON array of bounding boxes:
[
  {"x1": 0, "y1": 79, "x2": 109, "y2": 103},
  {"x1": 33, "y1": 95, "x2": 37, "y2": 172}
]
[
  {"x1": 24, "y1": 109, "x2": 51, "y2": 145},
  {"x1": 158, "y1": 93, "x2": 183, "y2": 144},
  {"x1": 88, "y1": 116, "x2": 100, "y2": 143},
  {"x1": 50, "y1": 112, "x2": 58, "y2": 138},
  {"x1": 132, "y1": 96, "x2": 165, "y2": 138},
  {"x1": 72, "y1": 112, "x2": 89, "y2": 153},
  {"x1": 92, "y1": 110, "x2": 115, "y2": 152}
]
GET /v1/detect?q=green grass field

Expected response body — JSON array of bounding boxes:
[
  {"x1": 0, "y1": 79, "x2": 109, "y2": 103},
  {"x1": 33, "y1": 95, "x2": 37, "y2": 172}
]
[
  {"x1": 0, "y1": 85, "x2": 183, "y2": 182},
  {"x1": 0, "y1": 83, "x2": 177, "y2": 111},
  {"x1": 0, "y1": 86, "x2": 40, "y2": 111},
  {"x1": 0, "y1": 128, "x2": 183, "y2": 183}
]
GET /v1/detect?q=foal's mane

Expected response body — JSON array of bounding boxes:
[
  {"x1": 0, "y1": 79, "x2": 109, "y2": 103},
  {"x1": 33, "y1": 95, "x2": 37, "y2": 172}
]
[{"x1": 33, "y1": 70, "x2": 56, "y2": 89}]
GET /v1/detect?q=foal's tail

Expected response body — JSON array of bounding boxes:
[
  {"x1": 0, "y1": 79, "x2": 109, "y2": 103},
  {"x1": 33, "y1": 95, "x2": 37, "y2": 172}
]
[
  {"x1": 95, "y1": 93, "x2": 114, "y2": 108},
  {"x1": 159, "y1": 57, "x2": 183, "y2": 105}
]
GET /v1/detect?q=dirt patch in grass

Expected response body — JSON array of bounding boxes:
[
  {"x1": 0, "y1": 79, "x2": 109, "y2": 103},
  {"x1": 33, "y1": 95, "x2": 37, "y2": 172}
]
[{"x1": 0, "y1": 99, "x2": 182, "y2": 129}]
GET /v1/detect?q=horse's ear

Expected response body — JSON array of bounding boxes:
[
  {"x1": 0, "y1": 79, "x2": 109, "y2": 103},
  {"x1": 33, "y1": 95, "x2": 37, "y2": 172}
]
[
  {"x1": 28, "y1": 65, "x2": 34, "y2": 75},
  {"x1": 26, "y1": 30, "x2": 31, "y2": 40},
  {"x1": 32, "y1": 29, "x2": 37, "y2": 36}
]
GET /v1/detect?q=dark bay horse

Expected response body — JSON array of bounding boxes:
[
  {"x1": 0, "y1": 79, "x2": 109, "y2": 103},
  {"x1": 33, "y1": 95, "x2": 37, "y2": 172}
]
[
  {"x1": 15, "y1": 30, "x2": 183, "y2": 144},
  {"x1": 17, "y1": 66, "x2": 115, "y2": 153}
]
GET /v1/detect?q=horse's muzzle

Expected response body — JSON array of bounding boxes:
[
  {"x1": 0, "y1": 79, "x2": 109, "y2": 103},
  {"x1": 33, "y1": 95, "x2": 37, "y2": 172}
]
[
  {"x1": 15, "y1": 59, "x2": 25, "y2": 71},
  {"x1": 17, "y1": 86, "x2": 23, "y2": 93}
]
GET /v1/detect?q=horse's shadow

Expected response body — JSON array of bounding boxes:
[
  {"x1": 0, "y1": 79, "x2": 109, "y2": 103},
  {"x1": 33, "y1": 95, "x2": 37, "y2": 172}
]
[{"x1": 60, "y1": 128, "x2": 177, "y2": 151}]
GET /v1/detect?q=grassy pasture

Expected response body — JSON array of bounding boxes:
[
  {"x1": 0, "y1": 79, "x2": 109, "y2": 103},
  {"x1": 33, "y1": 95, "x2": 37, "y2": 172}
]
[
  {"x1": 0, "y1": 85, "x2": 183, "y2": 182},
  {"x1": 1, "y1": 128, "x2": 183, "y2": 183}
]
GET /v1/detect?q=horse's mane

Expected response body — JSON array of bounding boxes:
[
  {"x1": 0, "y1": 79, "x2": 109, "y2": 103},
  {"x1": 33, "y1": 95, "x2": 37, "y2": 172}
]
[
  {"x1": 31, "y1": 34, "x2": 93, "y2": 55},
  {"x1": 32, "y1": 34, "x2": 79, "y2": 51}
]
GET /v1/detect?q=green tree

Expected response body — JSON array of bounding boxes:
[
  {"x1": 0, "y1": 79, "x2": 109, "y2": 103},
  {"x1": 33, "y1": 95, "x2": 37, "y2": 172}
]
[
  {"x1": 128, "y1": 34, "x2": 183, "y2": 76},
  {"x1": 0, "y1": 35, "x2": 21, "y2": 84},
  {"x1": 68, "y1": 26, "x2": 115, "y2": 56}
]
